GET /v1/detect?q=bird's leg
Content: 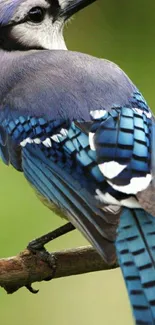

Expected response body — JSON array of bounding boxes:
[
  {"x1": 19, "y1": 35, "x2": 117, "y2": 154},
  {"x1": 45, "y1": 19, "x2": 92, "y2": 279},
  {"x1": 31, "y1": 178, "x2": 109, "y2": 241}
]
[
  {"x1": 27, "y1": 222, "x2": 75, "y2": 251},
  {"x1": 26, "y1": 222, "x2": 75, "y2": 293}
]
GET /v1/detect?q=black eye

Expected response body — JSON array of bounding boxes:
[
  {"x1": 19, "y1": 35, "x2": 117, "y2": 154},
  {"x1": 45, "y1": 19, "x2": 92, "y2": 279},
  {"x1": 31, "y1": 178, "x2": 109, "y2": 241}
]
[{"x1": 27, "y1": 7, "x2": 45, "y2": 23}]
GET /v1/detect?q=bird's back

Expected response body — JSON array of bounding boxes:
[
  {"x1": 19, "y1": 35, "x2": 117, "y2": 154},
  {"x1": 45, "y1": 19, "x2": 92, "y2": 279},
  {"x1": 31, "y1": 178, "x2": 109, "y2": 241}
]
[{"x1": 0, "y1": 49, "x2": 136, "y2": 120}]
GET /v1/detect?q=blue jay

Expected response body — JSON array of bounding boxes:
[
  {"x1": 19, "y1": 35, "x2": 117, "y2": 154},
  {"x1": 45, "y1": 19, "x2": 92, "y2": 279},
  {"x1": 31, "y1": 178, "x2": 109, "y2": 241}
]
[{"x1": 0, "y1": 0, "x2": 155, "y2": 324}]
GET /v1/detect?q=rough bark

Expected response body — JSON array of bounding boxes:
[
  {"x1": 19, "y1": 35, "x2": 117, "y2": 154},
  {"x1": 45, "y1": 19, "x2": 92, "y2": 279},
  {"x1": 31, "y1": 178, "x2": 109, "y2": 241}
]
[{"x1": 0, "y1": 246, "x2": 118, "y2": 294}]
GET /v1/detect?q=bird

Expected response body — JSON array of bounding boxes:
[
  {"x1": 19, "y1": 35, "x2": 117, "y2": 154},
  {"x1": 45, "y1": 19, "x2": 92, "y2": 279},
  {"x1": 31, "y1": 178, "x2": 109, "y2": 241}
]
[{"x1": 0, "y1": 0, "x2": 155, "y2": 324}]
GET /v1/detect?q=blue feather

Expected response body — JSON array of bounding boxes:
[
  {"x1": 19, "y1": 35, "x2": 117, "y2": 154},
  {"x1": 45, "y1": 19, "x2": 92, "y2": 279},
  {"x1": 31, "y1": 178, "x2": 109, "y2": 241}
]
[
  {"x1": 22, "y1": 144, "x2": 118, "y2": 263},
  {"x1": 92, "y1": 93, "x2": 152, "y2": 189},
  {"x1": 116, "y1": 208, "x2": 155, "y2": 324},
  {"x1": 0, "y1": 126, "x2": 9, "y2": 165}
]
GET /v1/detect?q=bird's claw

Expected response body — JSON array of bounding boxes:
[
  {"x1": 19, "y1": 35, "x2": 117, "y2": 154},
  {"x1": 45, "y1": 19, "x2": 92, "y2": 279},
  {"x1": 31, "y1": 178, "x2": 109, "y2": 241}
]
[
  {"x1": 26, "y1": 223, "x2": 74, "y2": 290},
  {"x1": 25, "y1": 284, "x2": 39, "y2": 294},
  {"x1": 27, "y1": 241, "x2": 57, "y2": 284}
]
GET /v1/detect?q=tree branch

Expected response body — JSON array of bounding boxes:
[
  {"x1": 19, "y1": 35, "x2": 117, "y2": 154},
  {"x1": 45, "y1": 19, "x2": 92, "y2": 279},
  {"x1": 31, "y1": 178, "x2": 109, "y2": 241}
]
[{"x1": 0, "y1": 246, "x2": 118, "y2": 294}]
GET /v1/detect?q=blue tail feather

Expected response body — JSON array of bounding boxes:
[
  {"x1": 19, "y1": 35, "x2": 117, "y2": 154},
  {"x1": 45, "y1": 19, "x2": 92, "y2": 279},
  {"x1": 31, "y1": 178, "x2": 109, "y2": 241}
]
[{"x1": 116, "y1": 208, "x2": 155, "y2": 324}]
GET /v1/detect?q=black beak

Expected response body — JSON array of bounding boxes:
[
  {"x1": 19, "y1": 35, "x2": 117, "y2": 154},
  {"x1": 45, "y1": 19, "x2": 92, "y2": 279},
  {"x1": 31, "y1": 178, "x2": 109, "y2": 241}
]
[{"x1": 60, "y1": 0, "x2": 96, "y2": 20}]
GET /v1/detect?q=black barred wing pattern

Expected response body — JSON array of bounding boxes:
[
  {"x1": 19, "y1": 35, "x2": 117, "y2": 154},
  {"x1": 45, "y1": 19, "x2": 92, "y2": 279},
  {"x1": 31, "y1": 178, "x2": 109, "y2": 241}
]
[{"x1": 89, "y1": 91, "x2": 153, "y2": 197}]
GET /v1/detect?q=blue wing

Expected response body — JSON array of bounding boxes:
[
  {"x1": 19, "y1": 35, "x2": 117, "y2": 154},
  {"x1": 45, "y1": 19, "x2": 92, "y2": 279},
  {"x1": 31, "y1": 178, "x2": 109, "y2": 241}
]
[
  {"x1": 1, "y1": 90, "x2": 155, "y2": 324},
  {"x1": 0, "y1": 113, "x2": 123, "y2": 263},
  {"x1": 91, "y1": 91, "x2": 152, "y2": 195}
]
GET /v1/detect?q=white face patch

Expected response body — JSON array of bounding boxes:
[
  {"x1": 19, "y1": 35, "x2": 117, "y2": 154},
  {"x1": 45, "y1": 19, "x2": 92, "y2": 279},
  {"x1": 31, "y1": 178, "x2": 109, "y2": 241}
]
[
  {"x1": 12, "y1": 0, "x2": 50, "y2": 22},
  {"x1": 11, "y1": 17, "x2": 67, "y2": 50},
  {"x1": 108, "y1": 174, "x2": 152, "y2": 195},
  {"x1": 8, "y1": 0, "x2": 67, "y2": 50},
  {"x1": 99, "y1": 161, "x2": 127, "y2": 179}
]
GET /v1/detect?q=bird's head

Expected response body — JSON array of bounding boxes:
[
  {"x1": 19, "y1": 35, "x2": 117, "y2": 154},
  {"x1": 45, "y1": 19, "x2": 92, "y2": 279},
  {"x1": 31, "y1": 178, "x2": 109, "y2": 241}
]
[{"x1": 0, "y1": 0, "x2": 95, "y2": 51}]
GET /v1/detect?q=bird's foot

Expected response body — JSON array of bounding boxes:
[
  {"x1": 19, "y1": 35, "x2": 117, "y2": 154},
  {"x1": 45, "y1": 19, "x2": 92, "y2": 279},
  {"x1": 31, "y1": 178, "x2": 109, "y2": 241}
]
[
  {"x1": 26, "y1": 222, "x2": 75, "y2": 293},
  {"x1": 26, "y1": 244, "x2": 57, "y2": 294},
  {"x1": 27, "y1": 222, "x2": 75, "y2": 251}
]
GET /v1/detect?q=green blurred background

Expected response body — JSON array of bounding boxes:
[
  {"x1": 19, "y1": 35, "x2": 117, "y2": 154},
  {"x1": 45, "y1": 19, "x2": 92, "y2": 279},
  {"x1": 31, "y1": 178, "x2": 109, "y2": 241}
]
[{"x1": 1, "y1": 0, "x2": 155, "y2": 324}]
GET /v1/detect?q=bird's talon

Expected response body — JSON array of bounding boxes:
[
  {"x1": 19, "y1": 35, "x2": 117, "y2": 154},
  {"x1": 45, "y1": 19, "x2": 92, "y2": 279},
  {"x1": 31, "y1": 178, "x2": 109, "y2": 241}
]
[
  {"x1": 25, "y1": 284, "x2": 39, "y2": 294},
  {"x1": 27, "y1": 241, "x2": 57, "y2": 282},
  {"x1": 27, "y1": 240, "x2": 43, "y2": 252}
]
